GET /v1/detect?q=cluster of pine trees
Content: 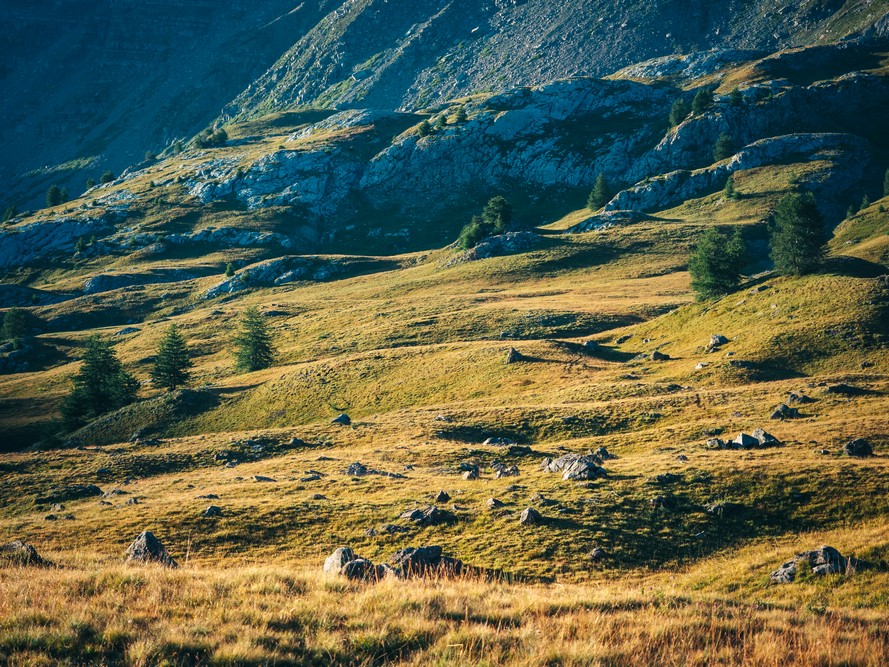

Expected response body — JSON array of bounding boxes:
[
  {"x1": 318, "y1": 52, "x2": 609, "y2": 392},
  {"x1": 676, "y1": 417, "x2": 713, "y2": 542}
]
[{"x1": 61, "y1": 307, "x2": 275, "y2": 430}]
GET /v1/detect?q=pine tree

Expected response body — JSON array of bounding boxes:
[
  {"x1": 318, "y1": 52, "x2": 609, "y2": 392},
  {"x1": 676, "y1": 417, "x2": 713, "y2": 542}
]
[
  {"x1": 713, "y1": 133, "x2": 735, "y2": 161},
  {"x1": 151, "y1": 324, "x2": 192, "y2": 391},
  {"x1": 225, "y1": 262, "x2": 235, "y2": 277},
  {"x1": 1, "y1": 308, "x2": 29, "y2": 349},
  {"x1": 860, "y1": 194, "x2": 870, "y2": 211},
  {"x1": 434, "y1": 114, "x2": 447, "y2": 130},
  {"x1": 729, "y1": 88, "x2": 743, "y2": 106},
  {"x1": 587, "y1": 174, "x2": 611, "y2": 211},
  {"x1": 692, "y1": 88, "x2": 714, "y2": 115},
  {"x1": 46, "y1": 185, "x2": 63, "y2": 208},
  {"x1": 723, "y1": 175, "x2": 738, "y2": 200},
  {"x1": 2, "y1": 204, "x2": 17, "y2": 223},
  {"x1": 417, "y1": 120, "x2": 431, "y2": 137},
  {"x1": 688, "y1": 227, "x2": 745, "y2": 300},
  {"x1": 883, "y1": 168, "x2": 889, "y2": 198},
  {"x1": 61, "y1": 336, "x2": 139, "y2": 429},
  {"x1": 669, "y1": 98, "x2": 689, "y2": 126},
  {"x1": 100, "y1": 170, "x2": 114, "y2": 184},
  {"x1": 770, "y1": 192, "x2": 826, "y2": 276},
  {"x1": 85, "y1": 177, "x2": 96, "y2": 189},
  {"x1": 233, "y1": 307, "x2": 275, "y2": 372},
  {"x1": 481, "y1": 195, "x2": 513, "y2": 233},
  {"x1": 455, "y1": 106, "x2": 467, "y2": 123}
]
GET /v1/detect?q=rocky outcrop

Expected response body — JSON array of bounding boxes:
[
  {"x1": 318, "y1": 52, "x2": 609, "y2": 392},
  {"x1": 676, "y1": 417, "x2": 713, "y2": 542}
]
[
  {"x1": 770, "y1": 545, "x2": 857, "y2": 583},
  {"x1": 124, "y1": 531, "x2": 178, "y2": 568},
  {"x1": 204, "y1": 256, "x2": 345, "y2": 299},
  {"x1": 1, "y1": 540, "x2": 52, "y2": 567}
]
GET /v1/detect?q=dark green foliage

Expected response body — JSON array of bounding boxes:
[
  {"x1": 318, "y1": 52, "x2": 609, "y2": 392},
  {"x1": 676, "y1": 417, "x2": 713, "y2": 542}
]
[
  {"x1": 846, "y1": 203, "x2": 857, "y2": 219},
  {"x1": 669, "y1": 98, "x2": 689, "y2": 126},
  {"x1": 172, "y1": 140, "x2": 184, "y2": 154},
  {"x1": 46, "y1": 185, "x2": 64, "y2": 208},
  {"x1": 770, "y1": 192, "x2": 826, "y2": 276},
  {"x1": 61, "y1": 336, "x2": 139, "y2": 429},
  {"x1": 2, "y1": 308, "x2": 29, "y2": 349},
  {"x1": 224, "y1": 262, "x2": 235, "y2": 277},
  {"x1": 860, "y1": 194, "x2": 870, "y2": 211},
  {"x1": 729, "y1": 88, "x2": 743, "y2": 106},
  {"x1": 194, "y1": 127, "x2": 228, "y2": 148},
  {"x1": 713, "y1": 133, "x2": 735, "y2": 161},
  {"x1": 723, "y1": 175, "x2": 738, "y2": 199},
  {"x1": 434, "y1": 115, "x2": 447, "y2": 130},
  {"x1": 74, "y1": 237, "x2": 86, "y2": 253},
  {"x1": 233, "y1": 307, "x2": 275, "y2": 372},
  {"x1": 883, "y1": 168, "x2": 889, "y2": 197},
  {"x1": 457, "y1": 216, "x2": 489, "y2": 250},
  {"x1": 144, "y1": 151, "x2": 157, "y2": 162},
  {"x1": 151, "y1": 325, "x2": 192, "y2": 391},
  {"x1": 455, "y1": 106, "x2": 467, "y2": 123},
  {"x1": 1, "y1": 204, "x2": 17, "y2": 223},
  {"x1": 456, "y1": 196, "x2": 516, "y2": 250},
  {"x1": 417, "y1": 120, "x2": 431, "y2": 137},
  {"x1": 85, "y1": 177, "x2": 96, "y2": 189},
  {"x1": 691, "y1": 88, "x2": 714, "y2": 115},
  {"x1": 587, "y1": 174, "x2": 611, "y2": 211},
  {"x1": 100, "y1": 170, "x2": 114, "y2": 184},
  {"x1": 688, "y1": 227, "x2": 746, "y2": 300}
]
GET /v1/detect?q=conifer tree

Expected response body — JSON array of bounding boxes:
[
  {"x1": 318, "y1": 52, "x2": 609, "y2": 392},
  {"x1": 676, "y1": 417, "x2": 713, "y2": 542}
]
[
  {"x1": 46, "y1": 185, "x2": 63, "y2": 207},
  {"x1": 455, "y1": 106, "x2": 467, "y2": 123},
  {"x1": 587, "y1": 174, "x2": 611, "y2": 210},
  {"x1": 713, "y1": 133, "x2": 735, "y2": 161},
  {"x1": 62, "y1": 336, "x2": 139, "y2": 429},
  {"x1": 418, "y1": 120, "x2": 431, "y2": 137},
  {"x1": 688, "y1": 227, "x2": 746, "y2": 300},
  {"x1": 233, "y1": 307, "x2": 275, "y2": 372},
  {"x1": 692, "y1": 88, "x2": 714, "y2": 115},
  {"x1": 669, "y1": 98, "x2": 689, "y2": 126},
  {"x1": 723, "y1": 175, "x2": 738, "y2": 199},
  {"x1": 883, "y1": 168, "x2": 889, "y2": 198},
  {"x1": 100, "y1": 170, "x2": 114, "y2": 184},
  {"x1": 769, "y1": 192, "x2": 825, "y2": 276},
  {"x1": 729, "y1": 88, "x2": 743, "y2": 106},
  {"x1": 482, "y1": 195, "x2": 513, "y2": 233},
  {"x1": 151, "y1": 324, "x2": 192, "y2": 391}
]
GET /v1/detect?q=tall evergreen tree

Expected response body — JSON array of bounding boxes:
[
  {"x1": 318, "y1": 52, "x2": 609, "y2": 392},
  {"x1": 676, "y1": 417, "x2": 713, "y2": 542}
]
[
  {"x1": 688, "y1": 227, "x2": 746, "y2": 300},
  {"x1": 587, "y1": 174, "x2": 611, "y2": 210},
  {"x1": 481, "y1": 195, "x2": 513, "y2": 233},
  {"x1": 100, "y1": 170, "x2": 115, "y2": 184},
  {"x1": 769, "y1": 192, "x2": 826, "y2": 276},
  {"x1": 883, "y1": 168, "x2": 889, "y2": 198},
  {"x1": 233, "y1": 307, "x2": 275, "y2": 372},
  {"x1": 713, "y1": 133, "x2": 735, "y2": 161},
  {"x1": 691, "y1": 88, "x2": 714, "y2": 115},
  {"x1": 669, "y1": 98, "x2": 690, "y2": 126},
  {"x1": 729, "y1": 88, "x2": 743, "y2": 106},
  {"x1": 723, "y1": 175, "x2": 738, "y2": 199},
  {"x1": 46, "y1": 185, "x2": 63, "y2": 208},
  {"x1": 151, "y1": 324, "x2": 192, "y2": 391},
  {"x1": 61, "y1": 336, "x2": 139, "y2": 429},
  {"x1": 417, "y1": 120, "x2": 431, "y2": 137},
  {"x1": 455, "y1": 106, "x2": 467, "y2": 123}
]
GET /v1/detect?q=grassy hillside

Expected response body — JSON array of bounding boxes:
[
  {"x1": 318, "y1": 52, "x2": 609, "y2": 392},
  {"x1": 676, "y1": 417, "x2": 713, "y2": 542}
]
[{"x1": 1, "y1": 155, "x2": 887, "y2": 664}]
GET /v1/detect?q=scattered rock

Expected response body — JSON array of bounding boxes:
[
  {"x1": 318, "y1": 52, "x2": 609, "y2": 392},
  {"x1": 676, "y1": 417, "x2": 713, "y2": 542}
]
[
  {"x1": 507, "y1": 445, "x2": 534, "y2": 456},
  {"x1": 1, "y1": 540, "x2": 51, "y2": 567},
  {"x1": 770, "y1": 403, "x2": 800, "y2": 420},
  {"x1": 651, "y1": 350, "x2": 670, "y2": 361},
  {"x1": 462, "y1": 468, "x2": 479, "y2": 480},
  {"x1": 300, "y1": 474, "x2": 322, "y2": 482},
  {"x1": 124, "y1": 531, "x2": 177, "y2": 568},
  {"x1": 751, "y1": 428, "x2": 780, "y2": 447},
  {"x1": 594, "y1": 446, "x2": 617, "y2": 460},
  {"x1": 843, "y1": 438, "x2": 873, "y2": 458},
  {"x1": 519, "y1": 507, "x2": 543, "y2": 525},
  {"x1": 494, "y1": 465, "x2": 520, "y2": 478},
  {"x1": 588, "y1": 547, "x2": 606, "y2": 561},
  {"x1": 788, "y1": 392, "x2": 814, "y2": 404},
  {"x1": 391, "y1": 545, "x2": 463, "y2": 577},
  {"x1": 648, "y1": 473, "x2": 681, "y2": 486},
  {"x1": 435, "y1": 490, "x2": 451, "y2": 503},
  {"x1": 323, "y1": 547, "x2": 355, "y2": 575},
  {"x1": 331, "y1": 413, "x2": 352, "y2": 425},
  {"x1": 530, "y1": 492, "x2": 557, "y2": 507},
  {"x1": 483, "y1": 437, "x2": 517, "y2": 446},
  {"x1": 203, "y1": 505, "x2": 223, "y2": 517},
  {"x1": 650, "y1": 495, "x2": 670, "y2": 509},
  {"x1": 706, "y1": 334, "x2": 729, "y2": 352},
  {"x1": 816, "y1": 448, "x2": 831, "y2": 455},
  {"x1": 197, "y1": 494, "x2": 219, "y2": 500},
  {"x1": 252, "y1": 475, "x2": 277, "y2": 483},
  {"x1": 770, "y1": 545, "x2": 856, "y2": 584},
  {"x1": 704, "y1": 501, "x2": 742, "y2": 518},
  {"x1": 343, "y1": 558, "x2": 377, "y2": 581},
  {"x1": 825, "y1": 383, "x2": 866, "y2": 396},
  {"x1": 486, "y1": 498, "x2": 505, "y2": 509},
  {"x1": 125, "y1": 498, "x2": 139, "y2": 505},
  {"x1": 505, "y1": 347, "x2": 524, "y2": 364},
  {"x1": 544, "y1": 453, "x2": 607, "y2": 481},
  {"x1": 676, "y1": 454, "x2": 689, "y2": 462},
  {"x1": 346, "y1": 462, "x2": 368, "y2": 477}
]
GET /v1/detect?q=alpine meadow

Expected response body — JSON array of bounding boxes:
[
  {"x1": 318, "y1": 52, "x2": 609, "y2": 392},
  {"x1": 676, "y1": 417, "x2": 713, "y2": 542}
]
[{"x1": 1, "y1": 1, "x2": 889, "y2": 665}]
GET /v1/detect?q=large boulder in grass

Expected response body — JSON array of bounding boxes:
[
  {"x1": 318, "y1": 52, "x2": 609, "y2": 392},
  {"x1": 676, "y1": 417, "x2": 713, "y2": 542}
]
[
  {"x1": 1, "y1": 540, "x2": 51, "y2": 567},
  {"x1": 323, "y1": 547, "x2": 355, "y2": 575},
  {"x1": 124, "y1": 531, "x2": 178, "y2": 568},
  {"x1": 843, "y1": 438, "x2": 873, "y2": 457},
  {"x1": 770, "y1": 545, "x2": 856, "y2": 584}
]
